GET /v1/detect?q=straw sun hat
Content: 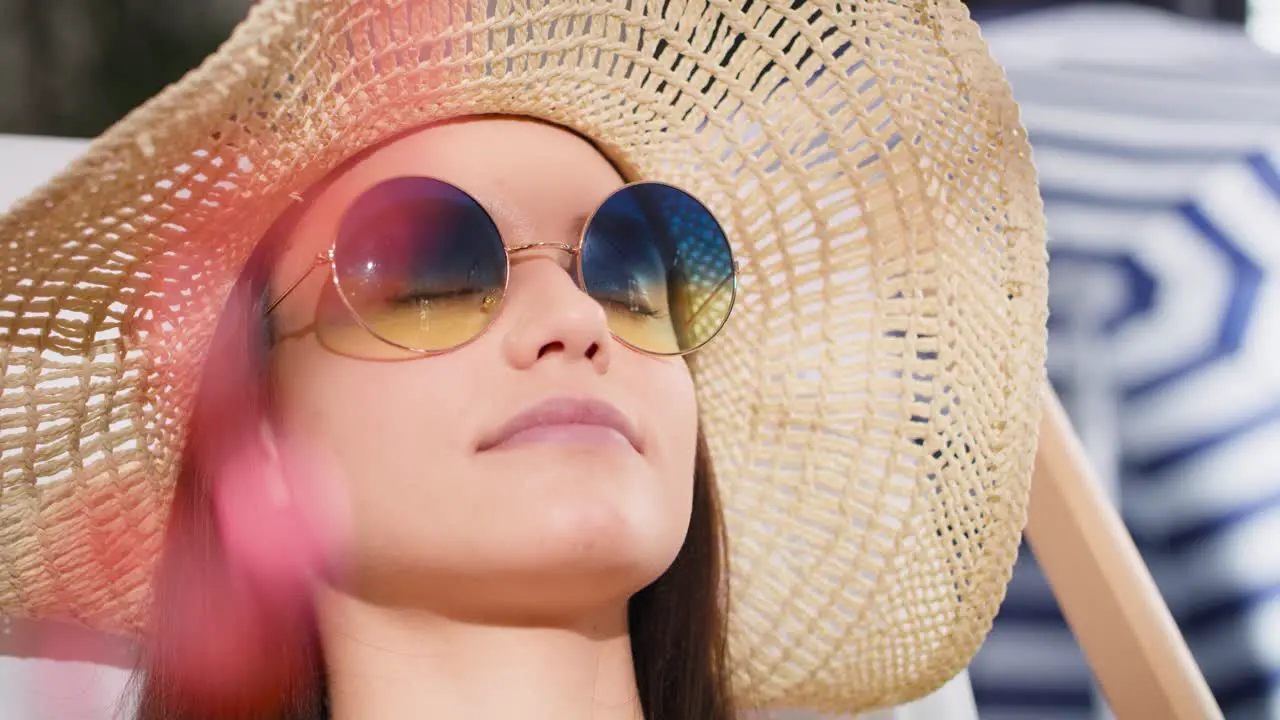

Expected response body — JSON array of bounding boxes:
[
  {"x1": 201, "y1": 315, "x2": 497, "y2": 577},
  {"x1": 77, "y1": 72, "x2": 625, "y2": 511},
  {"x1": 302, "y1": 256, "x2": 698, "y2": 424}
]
[{"x1": 0, "y1": 0, "x2": 1047, "y2": 714}]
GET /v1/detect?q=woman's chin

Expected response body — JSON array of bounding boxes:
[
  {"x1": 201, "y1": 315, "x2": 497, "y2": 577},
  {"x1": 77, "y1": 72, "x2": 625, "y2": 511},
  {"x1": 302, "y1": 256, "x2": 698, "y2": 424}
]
[
  {"x1": 331, "y1": 505, "x2": 686, "y2": 618},
  {"x1": 463, "y1": 509, "x2": 682, "y2": 597}
]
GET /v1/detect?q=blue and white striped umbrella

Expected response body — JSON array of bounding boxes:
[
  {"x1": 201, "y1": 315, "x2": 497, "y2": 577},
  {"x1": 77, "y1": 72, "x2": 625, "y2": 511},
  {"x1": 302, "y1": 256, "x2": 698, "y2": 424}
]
[{"x1": 971, "y1": 5, "x2": 1280, "y2": 720}]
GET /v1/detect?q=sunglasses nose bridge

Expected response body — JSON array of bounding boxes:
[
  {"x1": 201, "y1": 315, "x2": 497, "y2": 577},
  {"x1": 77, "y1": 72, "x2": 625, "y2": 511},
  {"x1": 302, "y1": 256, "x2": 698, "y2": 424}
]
[
  {"x1": 507, "y1": 241, "x2": 579, "y2": 258},
  {"x1": 507, "y1": 241, "x2": 581, "y2": 275}
]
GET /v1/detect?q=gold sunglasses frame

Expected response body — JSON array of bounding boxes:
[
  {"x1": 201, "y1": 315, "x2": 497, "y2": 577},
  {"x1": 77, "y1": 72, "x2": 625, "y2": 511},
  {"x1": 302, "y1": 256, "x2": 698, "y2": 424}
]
[{"x1": 263, "y1": 179, "x2": 739, "y2": 358}]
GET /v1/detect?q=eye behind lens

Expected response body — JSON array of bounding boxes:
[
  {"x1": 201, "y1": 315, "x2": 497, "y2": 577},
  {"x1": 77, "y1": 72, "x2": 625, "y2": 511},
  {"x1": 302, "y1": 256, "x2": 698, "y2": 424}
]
[
  {"x1": 581, "y1": 182, "x2": 736, "y2": 355},
  {"x1": 326, "y1": 176, "x2": 509, "y2": 354}
]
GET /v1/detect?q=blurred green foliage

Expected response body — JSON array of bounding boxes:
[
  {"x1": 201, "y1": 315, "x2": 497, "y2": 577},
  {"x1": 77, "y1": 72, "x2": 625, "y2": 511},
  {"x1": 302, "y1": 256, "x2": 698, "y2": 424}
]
[{"x1": 7, "y1": 0, "x2": 247, "y2": 137}]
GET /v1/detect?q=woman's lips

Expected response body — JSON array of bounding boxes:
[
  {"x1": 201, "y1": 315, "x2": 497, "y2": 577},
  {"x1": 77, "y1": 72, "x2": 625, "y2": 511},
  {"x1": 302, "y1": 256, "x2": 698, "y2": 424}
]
[
  {"x1": 477, "y1": 396, "x2": 642, "y2": 453},
  {"x1": 488, "y1": 423, "x2": 633, "y2": 449}
]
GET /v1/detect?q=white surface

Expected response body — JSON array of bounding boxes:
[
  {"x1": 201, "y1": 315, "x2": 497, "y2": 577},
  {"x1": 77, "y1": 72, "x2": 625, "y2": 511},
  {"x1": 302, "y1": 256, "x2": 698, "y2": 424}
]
[
  {"x1": 0, "y1": 134, "x2": 979, "y2": 719},
  {"x1": 0, "y1": 134, "x2": 90, "y2": 211},
  {"x1": 0, "y1": 655, "x2": 134, "y2": 720}
]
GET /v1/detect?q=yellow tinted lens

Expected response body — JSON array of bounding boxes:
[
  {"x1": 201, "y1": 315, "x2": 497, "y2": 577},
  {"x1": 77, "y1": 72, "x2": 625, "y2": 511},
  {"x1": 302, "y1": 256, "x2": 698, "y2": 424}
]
[
  {"x1": 324, "y1": 177, "x2": 506, "y2": 354},
  {"x1": 581, "y1": 183, "x2": 734, "y2": 354}
]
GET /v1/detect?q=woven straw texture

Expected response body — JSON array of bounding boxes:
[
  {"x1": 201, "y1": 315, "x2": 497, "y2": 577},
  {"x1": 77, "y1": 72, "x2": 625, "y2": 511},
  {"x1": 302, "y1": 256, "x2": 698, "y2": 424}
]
[{"x1": 0, "y1": 0, "x2": 1047, "y2": 713}]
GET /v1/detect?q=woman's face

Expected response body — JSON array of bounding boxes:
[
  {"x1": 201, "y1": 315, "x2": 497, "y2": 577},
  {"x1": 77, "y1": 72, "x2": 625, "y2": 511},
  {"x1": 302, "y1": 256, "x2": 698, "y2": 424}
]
[{"x1": 267, "y1": 117, "x2": 699, "y2": 621}]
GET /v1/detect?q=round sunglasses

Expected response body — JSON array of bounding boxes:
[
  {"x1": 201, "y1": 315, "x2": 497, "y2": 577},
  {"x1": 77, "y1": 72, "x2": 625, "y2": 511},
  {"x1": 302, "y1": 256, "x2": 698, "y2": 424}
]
[{"x1": 264, "y1": 177, "x2": 738, "y2": 358}]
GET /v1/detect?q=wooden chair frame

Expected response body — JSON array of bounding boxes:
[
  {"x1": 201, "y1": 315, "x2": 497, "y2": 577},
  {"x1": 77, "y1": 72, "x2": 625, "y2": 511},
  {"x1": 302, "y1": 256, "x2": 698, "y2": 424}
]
[{"x1": 1028, "y1": 381, "x2": 1222, "y2": 718}]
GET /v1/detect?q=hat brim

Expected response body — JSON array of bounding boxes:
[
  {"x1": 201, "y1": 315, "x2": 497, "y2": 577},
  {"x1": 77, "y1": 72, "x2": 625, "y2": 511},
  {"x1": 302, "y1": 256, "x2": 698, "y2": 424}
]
[{"x1": 0, "y1": 0, "x2": 1048, "y2": 713}]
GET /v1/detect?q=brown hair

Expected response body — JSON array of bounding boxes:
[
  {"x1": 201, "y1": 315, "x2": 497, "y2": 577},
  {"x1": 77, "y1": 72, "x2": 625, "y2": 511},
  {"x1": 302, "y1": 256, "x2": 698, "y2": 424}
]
[{"x1": 130, "y1": 197, "x2": 737, "y2": 719}]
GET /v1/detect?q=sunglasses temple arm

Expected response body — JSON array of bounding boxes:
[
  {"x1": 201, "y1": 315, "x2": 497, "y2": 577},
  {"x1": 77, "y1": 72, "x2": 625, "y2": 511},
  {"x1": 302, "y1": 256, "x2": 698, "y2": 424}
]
[
  {"x1": 683, "y1": 271, "x2": 735, "y2": 330},
  {"x1": 263, "y1": 254, "x2": 328, "y2": 316}
]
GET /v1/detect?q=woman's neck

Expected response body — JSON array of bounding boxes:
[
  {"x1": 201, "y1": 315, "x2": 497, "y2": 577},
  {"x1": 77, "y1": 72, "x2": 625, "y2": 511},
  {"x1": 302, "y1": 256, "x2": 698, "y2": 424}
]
[{"x1": 318, "y1": 591, "x2": 643, "y2": 720}]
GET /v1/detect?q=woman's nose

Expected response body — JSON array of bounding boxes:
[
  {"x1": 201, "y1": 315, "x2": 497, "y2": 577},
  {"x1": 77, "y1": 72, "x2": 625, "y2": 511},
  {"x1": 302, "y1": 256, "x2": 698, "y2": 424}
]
[{"x1": 499, "y1": 253, "x2": 612, "y2": 374}]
